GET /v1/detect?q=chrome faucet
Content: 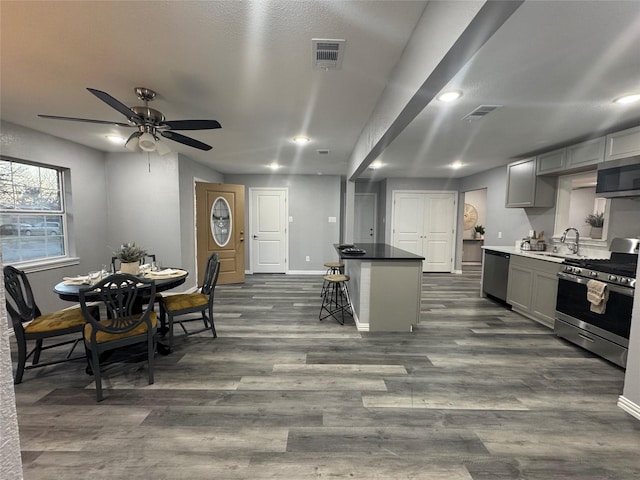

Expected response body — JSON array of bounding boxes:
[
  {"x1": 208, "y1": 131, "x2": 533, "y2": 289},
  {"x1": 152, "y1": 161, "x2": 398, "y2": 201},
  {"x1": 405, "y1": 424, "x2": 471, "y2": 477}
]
[{"x1": 560, "y1": 227, "x2": 580, "y2": 255}]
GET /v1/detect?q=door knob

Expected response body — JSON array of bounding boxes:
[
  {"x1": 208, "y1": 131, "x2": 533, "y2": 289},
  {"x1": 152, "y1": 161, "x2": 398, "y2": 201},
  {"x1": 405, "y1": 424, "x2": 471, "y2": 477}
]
[{"x1": 253, "y1": 235, "x2": 259, "y2": 239}]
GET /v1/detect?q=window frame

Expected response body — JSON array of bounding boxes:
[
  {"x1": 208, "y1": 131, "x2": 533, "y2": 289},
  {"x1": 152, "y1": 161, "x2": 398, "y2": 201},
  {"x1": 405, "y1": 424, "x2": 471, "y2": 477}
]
[
  {"x1": 0, "y1": 156, "x2": 78, "y2": 271},
  {"x1": 553, "y1": 170, "x2": 610, "y2": 246}
]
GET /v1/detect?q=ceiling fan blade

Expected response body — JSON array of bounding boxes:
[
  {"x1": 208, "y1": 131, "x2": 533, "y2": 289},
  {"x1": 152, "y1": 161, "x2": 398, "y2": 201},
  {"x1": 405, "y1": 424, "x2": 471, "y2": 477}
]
[
  {"x1": 161, "y1": 119, "x2": 221, "y2": 130},
  {"x1": 160, "y1": 131, "x2": 212, "y2": 151},
  {"x1": 87, "y1": 88, "x2": 141, "y2": 122},
  {"x1": 38, "y1": 114, "x2": 132, "y2": 127}
]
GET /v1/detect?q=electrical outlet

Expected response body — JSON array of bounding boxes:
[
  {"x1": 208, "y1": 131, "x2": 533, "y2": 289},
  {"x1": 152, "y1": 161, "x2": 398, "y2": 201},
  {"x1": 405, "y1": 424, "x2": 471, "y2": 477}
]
[
  {"x1": 305, "y1": 256, "x2": 310, "y2": 262},
  {"x1": 498, "y1": 231, "x2": 502, "y2": 238}
]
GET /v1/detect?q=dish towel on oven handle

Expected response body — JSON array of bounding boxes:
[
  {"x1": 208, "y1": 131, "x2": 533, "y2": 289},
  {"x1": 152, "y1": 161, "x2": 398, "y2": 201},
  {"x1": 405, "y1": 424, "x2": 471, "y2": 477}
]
[{"x1": 586, "y1": 279, "x2": 609, "y2": 314}]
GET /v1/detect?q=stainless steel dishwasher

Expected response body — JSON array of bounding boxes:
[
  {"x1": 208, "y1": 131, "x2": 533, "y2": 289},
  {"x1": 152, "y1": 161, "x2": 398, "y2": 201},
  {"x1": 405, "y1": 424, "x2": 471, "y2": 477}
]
[{"x1": 482, "y1": 250, "x2": 510, "y2": 302}]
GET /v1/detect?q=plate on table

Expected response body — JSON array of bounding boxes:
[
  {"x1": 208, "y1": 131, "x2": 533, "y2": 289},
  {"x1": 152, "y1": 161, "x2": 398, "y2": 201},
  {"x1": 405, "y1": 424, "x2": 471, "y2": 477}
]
[{"x1": 337, "y1": 244, "x2": 354, "y2": 250}]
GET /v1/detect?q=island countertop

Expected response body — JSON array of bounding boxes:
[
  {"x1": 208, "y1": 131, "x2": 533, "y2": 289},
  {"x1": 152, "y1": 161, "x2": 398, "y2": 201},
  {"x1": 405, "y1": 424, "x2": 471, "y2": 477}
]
[{"x1": 335, "y1": 243, "x2": 425, "y2": 261}]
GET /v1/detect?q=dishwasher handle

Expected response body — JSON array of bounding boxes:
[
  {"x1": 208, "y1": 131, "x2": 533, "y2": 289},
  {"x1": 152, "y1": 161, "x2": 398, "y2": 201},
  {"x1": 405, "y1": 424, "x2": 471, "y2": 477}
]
[{"x1": 485, "y1": 250, "x2": 510, "y2": 259}]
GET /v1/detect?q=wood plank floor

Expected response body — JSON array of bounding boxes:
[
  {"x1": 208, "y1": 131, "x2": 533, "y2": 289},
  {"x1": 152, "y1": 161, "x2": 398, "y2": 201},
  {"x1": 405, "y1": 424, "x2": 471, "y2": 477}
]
[{"x1": 12, "y1": 267, "x2": 640, "y2": 479}]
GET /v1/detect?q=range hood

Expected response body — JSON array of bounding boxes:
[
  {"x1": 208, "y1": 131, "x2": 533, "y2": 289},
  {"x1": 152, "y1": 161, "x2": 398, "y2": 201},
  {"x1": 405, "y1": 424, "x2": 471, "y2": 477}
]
[{"x1": 596, "y1": 156, "x2": 640, "y2": 198}]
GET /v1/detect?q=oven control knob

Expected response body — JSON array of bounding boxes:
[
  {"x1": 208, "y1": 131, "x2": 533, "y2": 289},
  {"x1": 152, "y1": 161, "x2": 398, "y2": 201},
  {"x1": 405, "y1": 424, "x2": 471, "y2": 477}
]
[
  {"x1": 619, "y1": 277, "x2": 628, "y2": 285},
  {"x1": 590, "y1": 271, "x2": 598, "y2": 277},
  {"x1": 608, "y1": 275, "x2": 618, "y2": 282}
]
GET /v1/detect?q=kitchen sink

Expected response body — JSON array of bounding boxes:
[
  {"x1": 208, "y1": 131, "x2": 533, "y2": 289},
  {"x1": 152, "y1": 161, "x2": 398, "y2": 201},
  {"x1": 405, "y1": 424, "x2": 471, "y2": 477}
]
[{"x1": 527, "y1": 251, "x2": 588, "y2": 260}]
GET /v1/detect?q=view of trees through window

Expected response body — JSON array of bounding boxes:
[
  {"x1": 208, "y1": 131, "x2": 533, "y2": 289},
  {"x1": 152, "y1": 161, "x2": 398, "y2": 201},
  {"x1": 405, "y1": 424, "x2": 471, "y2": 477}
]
[{"x1": 0, "y1": 158, "x2": 66, "y2": 263}]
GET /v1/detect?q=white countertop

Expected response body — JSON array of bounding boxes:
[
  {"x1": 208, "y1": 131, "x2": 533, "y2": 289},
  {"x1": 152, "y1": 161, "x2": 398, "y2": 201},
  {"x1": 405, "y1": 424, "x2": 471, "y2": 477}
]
[{"x1": 482, "y1": 245, "x2": 568, "y2": 263}]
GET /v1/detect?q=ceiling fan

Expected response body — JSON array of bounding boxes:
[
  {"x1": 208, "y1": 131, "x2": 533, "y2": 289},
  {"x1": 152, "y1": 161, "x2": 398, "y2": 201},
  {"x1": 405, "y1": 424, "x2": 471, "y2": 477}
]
[{"x1": 38, "y1": 87, "x2": 221, "y2": 153}]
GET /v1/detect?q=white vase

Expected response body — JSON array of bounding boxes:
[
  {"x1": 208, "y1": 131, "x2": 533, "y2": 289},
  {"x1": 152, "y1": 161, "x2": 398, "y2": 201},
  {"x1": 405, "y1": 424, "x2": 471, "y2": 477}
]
[
  {"x1": 120, "y1": 261, "x2": 139, "y2": 275},
  {"x1": 590, "y1": 227, "x2": 603, "y2": 239}
]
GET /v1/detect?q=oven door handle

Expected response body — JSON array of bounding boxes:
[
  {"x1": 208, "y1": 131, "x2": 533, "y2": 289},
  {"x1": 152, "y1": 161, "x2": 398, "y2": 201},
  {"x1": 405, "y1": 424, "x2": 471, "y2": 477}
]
[{"x1": 557, "y1": 272, "x2": 634, "y2": 297}]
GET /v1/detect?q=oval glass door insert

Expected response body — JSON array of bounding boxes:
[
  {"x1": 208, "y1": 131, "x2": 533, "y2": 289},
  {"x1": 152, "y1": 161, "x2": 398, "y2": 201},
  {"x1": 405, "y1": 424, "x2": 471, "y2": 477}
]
[{"x1": 211, "y1": 196, "x2": 232, "y2": 247}]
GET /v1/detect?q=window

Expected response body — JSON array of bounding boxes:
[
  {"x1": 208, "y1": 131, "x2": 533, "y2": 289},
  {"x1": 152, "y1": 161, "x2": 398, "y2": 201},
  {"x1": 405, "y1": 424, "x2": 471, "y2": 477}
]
[
  {"x1": 554, "y1": 171, "x2": 609, "y2": 240},
  {"x1": 0, "y1": 158, "x2": 67, "y2": 263}
]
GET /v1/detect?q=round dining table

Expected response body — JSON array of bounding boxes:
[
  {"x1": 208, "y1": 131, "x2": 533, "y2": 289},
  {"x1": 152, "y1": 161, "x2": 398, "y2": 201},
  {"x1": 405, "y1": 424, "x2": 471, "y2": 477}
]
[{"x1": 53, "y1": 269, "x2": 189, "y2": 302}]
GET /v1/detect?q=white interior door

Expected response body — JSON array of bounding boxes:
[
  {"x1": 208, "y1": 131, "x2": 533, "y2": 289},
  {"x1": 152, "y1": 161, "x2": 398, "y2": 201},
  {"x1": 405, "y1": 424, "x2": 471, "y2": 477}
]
[
  {"x1": 392, "y1": 193, "x2": 424, "y2": 256},
  {"x1": 423, "y1": 194, "x2": 455, "y2": 271},
  {"x1": 392, "y1": 191, "x2": 456, "y2": 272},
  {"x1": 250, "y1": 188, "x2": 287, "y2": 273},
  {"x1": 354, "y1": 193, "x2": 377, "y2": 243}
]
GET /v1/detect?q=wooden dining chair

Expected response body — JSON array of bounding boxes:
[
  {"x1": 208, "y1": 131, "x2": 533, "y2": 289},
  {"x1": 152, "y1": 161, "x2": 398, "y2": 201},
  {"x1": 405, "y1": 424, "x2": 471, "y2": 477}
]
[
  {"x1": 3, "y1": 265, "x2": 97, "y2": 384},
  {"x1": 79, "y1": 273, "x2": 158, "y2": 402},
  {"x1": 159, "y1": 252, "x2": 220, "y2": 353}
]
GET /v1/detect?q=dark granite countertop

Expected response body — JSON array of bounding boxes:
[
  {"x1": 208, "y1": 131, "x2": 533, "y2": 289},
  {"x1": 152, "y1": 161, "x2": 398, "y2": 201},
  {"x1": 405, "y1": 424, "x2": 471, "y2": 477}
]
[{"x1": 335, "y1": 243, "x2": 424, "y2": 261}]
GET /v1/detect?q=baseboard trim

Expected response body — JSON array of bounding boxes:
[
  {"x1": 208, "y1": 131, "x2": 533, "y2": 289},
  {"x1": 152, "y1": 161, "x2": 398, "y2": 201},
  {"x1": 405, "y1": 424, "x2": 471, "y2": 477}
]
[
  {"x1": 618, "y1": 395, "x2": 640, "y2": 421},
  {"x1": 352, "y1": 310, "x2": 369, "y2": 332},
  {"x1": 287, "y1": 270, "x2": 326, "y2": 275}
]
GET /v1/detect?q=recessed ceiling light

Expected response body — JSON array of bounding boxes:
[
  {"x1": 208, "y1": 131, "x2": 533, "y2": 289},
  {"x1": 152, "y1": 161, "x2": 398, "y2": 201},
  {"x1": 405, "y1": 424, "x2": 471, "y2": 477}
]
[
  {"x1": 268, "y1": 162, "x2": 281, "y2": 170},
  {"x1": 106, "y1": 135, "x2": 126, "y2": 144},
  {"x1": 437, "y1": 90, "x2": 463, "y2": 102},
  {"x1": 450, "y1": 161, "x2": 464, "y2": 169},
  {"x1": 613, "y1": 93, "x2": 640, "y2": 105},
  {"x1": 293, "y1": 135, "x2": 310, "y2": 145},
  {"x1": 368, "y1": 160, "x2": 384, "y2": 170}
]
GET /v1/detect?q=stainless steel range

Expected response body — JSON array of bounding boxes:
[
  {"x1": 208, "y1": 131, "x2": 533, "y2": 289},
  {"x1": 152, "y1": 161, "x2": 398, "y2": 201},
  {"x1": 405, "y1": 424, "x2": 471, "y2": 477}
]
[{"x1": 555, "y1": 237, "x2": 638, "y2": 368}]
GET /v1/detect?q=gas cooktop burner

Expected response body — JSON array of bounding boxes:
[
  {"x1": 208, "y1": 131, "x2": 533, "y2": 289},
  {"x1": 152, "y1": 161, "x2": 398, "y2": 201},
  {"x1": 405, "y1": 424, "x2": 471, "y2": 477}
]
[{"x1": 563, "y1": 258, "x2": 637, "y2": 277}]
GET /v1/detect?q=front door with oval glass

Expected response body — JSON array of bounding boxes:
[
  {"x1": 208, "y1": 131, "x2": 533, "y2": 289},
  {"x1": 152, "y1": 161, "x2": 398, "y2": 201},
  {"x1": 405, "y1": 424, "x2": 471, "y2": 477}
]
[{"x1": 196, "y1": 182, "x2": 245, "y2": 285}]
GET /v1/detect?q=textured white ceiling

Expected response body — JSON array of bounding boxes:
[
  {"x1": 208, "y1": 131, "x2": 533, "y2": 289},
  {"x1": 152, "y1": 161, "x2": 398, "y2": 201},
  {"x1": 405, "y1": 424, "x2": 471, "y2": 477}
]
[{"x1": 1, "y1": 1, "x2": 640, "y2": 180}]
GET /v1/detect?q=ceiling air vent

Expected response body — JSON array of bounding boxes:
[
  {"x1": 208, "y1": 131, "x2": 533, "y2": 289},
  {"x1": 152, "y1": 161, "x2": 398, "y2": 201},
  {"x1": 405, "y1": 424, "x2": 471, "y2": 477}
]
[
  {"x1": 462, "y1": 105, "x2": 503, "y2": 121},
  {"x1": 312, "y1": 38, "x2": 345, "y2": 70},
  {"x1": 317, "y1": 149, "x2": 330, "y2": 155}
]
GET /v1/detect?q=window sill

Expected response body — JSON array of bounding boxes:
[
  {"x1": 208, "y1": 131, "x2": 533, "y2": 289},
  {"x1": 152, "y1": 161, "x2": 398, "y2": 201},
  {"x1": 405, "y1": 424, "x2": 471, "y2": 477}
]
[{"x1": 10, "y1": 256, "x2": 80, "y2": 274}]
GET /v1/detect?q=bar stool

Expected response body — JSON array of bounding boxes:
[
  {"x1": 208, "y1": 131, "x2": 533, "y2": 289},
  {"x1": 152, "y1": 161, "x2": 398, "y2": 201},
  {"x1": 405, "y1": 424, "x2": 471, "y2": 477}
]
[
  {"x1": 319, "y1": 273, "x2": 352, "y2": 325},
  {"x1": 321, "y1": 261, "x2": 344, "y2": 297}
]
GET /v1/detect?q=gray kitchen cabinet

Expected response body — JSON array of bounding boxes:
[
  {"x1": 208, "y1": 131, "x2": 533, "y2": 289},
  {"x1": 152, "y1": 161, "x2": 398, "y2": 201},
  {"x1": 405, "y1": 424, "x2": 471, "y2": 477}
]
[
  {"x1": 506, "y1": 259, "x2": 533, "y2": 312},
  {"x1": 507, "y1": 254, "x2": 561, "y2": 328},
  {"x1": 506, "y1": 158, "x2": 556, "y2": 207},
  {"x1": 605, "y1": 125, "x2": 640, "y2": 161},
  {"x1": 536, "y1": 148, "x2": 566, "y2": 175},
  {"x1": 566, "y1": 136, "x2": 605, "y2": 169}
]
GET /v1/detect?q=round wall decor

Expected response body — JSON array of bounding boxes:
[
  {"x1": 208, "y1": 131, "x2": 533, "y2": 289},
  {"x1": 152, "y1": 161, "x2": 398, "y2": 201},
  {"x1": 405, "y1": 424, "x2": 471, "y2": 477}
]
[{"x1": 463, "y1": 203, "x2": 478, "y2": 230}]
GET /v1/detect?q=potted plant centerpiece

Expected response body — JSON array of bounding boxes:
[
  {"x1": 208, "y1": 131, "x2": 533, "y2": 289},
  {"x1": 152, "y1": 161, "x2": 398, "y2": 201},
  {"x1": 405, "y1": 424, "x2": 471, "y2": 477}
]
[
  {"x1": 114, "y1": 242, "x2": 147, "y2": 275},
  {"x1": 473, "y1": 224, "x2": 485, "y2": 239},
  {"x1": 585, "y1": 212, "x2": 604, "y2": 239}
]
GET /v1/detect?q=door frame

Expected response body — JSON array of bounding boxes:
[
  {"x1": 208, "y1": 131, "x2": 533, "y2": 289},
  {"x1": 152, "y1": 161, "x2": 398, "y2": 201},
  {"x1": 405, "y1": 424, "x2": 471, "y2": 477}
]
[
  {"x1": 248, "y1": 187, "x2": 289, "y2": 274},
  {"x1": 354, "y1": 193, "x2": 377, "y2": 243},
  {"x1": 390, "y1": 190, "x2": 458, "y2": 272}
]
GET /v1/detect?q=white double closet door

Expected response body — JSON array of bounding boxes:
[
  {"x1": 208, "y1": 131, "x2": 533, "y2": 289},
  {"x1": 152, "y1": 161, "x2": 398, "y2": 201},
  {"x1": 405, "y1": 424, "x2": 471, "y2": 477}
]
[{"x1": 392, "y1": 191, "x2": 456, "y2": 272}]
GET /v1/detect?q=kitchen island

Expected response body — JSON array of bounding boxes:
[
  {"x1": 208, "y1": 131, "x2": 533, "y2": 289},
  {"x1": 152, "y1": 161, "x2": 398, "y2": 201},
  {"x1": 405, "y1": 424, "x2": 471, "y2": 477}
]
[{"x1": 336, "y1": 243, "x2": 424, "y2": 332}]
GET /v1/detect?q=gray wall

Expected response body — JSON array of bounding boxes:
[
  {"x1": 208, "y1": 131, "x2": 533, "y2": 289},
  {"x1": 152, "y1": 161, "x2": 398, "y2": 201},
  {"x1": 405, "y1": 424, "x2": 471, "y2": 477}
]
[
  {"x1": 0, "y1": 121, "x2": 109, "y2": 313},
  {"x1": 177, "y1": 154, "x2": 224, "y2": 286},
  {"x1": 105, "y1": 151, "x2": 182, "y2": 272},
  {"x1": 459, "y1": 165, "x2": 557, "y2": 247},
  {"x1": 224, "y1": 174, "x2": 341, "y2": 271}
]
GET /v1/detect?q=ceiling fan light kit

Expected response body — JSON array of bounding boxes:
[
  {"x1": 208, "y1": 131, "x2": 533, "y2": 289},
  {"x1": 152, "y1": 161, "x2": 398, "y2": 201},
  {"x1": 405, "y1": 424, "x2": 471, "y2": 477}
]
[{"x1": 38, "y1": 87, "x2": 221, "y2": 154}]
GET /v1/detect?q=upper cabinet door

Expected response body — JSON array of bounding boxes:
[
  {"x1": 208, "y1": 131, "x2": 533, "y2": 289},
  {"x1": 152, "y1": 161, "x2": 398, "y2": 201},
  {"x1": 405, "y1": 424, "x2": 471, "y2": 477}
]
[
  {"x1": 506, "y1": 158, "x2": 556, "y2": 208},
  {"x1": 536, "y1": 148, "x2": 566, "y2": 175},
  {"x1": 605, "y1": 125, "x2": 640, "y2": 161},
  {"x1": 566, "y1": 136, "x2": 605, "y2": 169}
]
